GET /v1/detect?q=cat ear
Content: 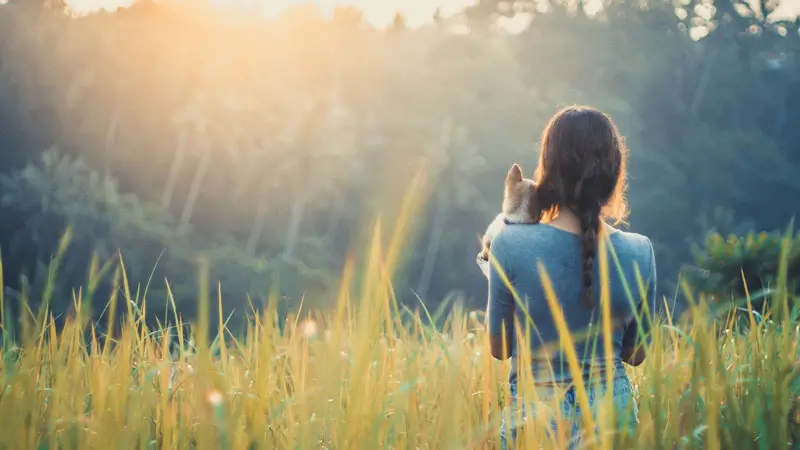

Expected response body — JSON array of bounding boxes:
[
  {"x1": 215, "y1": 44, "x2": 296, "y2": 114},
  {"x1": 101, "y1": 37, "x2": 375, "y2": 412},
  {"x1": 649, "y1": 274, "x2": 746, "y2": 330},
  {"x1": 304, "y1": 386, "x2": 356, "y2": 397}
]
[{"x1": 506, "y1": 163, "x2": 523, "y2": 186}]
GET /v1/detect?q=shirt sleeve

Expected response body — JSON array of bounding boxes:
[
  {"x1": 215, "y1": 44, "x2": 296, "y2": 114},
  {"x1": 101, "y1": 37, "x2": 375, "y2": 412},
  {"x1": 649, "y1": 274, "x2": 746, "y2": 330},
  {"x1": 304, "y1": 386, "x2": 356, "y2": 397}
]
[
  {"x1": 622, "y1": 237, "x2": 658, "y2": 349},
  {"x1": 487, "y1": 233, "x2": 516, "y2": 338}
]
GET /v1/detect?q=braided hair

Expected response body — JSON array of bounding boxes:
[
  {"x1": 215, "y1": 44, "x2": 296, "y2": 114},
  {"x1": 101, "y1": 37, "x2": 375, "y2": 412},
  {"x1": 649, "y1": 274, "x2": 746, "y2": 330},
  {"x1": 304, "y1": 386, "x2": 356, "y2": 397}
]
[{"x1": 527, "y1": 106, "x2": 628, "y2": 308}]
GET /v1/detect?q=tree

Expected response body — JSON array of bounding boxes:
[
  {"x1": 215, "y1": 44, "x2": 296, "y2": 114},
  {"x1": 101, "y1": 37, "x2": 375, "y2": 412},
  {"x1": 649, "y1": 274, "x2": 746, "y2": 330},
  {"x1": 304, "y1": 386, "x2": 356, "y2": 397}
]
[
  {"x1": 415, "y1": 120, "x2": 486, "y2": 302},
  {"x1": 1, "y1": 0, "x2": 799, "y2": 318},
  {"x1": 389, "y1": 12, "x2": 407, "y2": 32}
]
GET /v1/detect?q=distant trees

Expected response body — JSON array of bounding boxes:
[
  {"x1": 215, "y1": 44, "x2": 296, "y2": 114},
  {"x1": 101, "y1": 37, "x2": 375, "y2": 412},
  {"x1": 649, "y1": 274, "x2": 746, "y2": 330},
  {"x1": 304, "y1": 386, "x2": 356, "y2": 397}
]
[{"x1": 0, "y1": 0, "x2": 797, "y2": 327}]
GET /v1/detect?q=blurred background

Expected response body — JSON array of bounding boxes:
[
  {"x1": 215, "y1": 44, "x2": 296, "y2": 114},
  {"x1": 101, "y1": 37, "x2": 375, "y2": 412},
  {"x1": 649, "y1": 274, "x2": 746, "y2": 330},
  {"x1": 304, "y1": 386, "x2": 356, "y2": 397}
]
[{"x1": 0, "y1": 0, "x2": 797, "y2": 332}]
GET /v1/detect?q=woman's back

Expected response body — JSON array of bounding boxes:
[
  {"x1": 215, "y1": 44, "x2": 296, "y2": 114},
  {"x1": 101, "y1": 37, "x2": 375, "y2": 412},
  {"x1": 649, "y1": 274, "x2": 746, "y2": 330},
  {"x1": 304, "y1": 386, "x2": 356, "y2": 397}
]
[
  {"x1": 488, "y1": 105, "x2": 649, "y2": 447},
  {"x1": 487, "y1": 222, "x2": 657, "y2": 387}
]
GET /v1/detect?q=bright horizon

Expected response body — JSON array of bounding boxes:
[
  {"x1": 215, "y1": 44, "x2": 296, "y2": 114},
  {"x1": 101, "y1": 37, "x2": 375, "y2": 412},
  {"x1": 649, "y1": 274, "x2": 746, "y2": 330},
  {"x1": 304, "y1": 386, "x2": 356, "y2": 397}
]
[
  {"x1": 18, "y1": 0, "x2": 800, "y2": 32},
  {"x1": 62, "y1": 0, "x2": 482, "y2": 28}
]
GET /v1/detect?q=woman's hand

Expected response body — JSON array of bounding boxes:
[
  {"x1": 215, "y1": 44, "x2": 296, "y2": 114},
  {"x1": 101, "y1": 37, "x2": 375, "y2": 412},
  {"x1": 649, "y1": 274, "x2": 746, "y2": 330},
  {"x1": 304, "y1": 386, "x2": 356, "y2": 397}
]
[
  {"x1": 621, "y1": 343, "x2": 646, "y2": 367},
  {"x1": 490, "y1": 334, "x2": 514, "y2": 360}
]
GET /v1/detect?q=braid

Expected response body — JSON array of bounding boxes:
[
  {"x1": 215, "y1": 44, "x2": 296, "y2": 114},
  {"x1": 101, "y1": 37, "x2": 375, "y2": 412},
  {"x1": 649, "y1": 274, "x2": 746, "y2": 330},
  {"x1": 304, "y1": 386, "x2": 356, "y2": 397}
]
[
  {"x1": 579, "y1": 204, "x2": 601, "y2": 307},
  {"x1": 534, "y1": 105, "x2": 628, "y2": 308}
]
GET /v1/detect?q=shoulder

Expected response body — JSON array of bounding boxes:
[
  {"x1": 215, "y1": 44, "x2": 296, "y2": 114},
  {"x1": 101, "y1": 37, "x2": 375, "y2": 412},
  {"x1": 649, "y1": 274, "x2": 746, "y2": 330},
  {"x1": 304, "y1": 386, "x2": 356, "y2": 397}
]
[
  {"x1": 609, "y1": 229, "x2": 656, "y2": 269},
  {"x1": 494, "y1": 223, "x2": 551, "y2": 244},
  {"x1": 610, "y1": 229, "x2": 653, "y2": 250},
  {"x1": 491, "y1": 223, "x2": 561, "y2": 259}
]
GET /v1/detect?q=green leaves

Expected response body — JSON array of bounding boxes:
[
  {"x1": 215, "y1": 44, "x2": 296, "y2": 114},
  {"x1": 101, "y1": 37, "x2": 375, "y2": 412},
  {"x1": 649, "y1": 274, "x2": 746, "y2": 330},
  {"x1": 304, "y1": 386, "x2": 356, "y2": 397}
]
[
  {"x1": 1, "y1": 0, "x2": 799, "y2": 322},
  {"x1": 0, "y1": 149, "x2": 334, "y2": 334},
  {"x1": 685, "y1": 228, "x2": 800, "y2": 304}
]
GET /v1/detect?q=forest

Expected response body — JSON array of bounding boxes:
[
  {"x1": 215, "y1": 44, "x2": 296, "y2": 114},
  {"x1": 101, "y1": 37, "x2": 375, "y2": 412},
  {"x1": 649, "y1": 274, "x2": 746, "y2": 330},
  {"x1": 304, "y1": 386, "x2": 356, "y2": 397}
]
[{"x1": 0, "y1": 0, "x2": 798, "y2": 332}]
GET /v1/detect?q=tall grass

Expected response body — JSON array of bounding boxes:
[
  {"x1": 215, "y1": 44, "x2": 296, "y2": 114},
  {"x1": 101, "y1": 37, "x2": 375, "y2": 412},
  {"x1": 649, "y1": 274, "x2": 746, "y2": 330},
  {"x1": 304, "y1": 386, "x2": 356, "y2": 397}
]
[{"x1": 1, "y1": 175, "x2": 800, "y2": 449}]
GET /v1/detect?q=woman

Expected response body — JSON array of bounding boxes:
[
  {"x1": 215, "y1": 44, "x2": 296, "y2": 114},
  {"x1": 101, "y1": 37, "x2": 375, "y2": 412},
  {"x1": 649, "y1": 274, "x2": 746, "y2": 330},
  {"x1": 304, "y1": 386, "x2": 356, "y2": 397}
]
[{"x1": 486, "y1": 106, "x2": 657, "y2": 448}]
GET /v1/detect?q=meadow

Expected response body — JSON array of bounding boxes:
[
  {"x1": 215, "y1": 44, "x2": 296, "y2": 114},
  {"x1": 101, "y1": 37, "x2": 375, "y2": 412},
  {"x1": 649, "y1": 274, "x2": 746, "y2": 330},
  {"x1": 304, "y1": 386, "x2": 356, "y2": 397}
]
[
  {"x1": 0, "y1": 1, "x2": 798, "y2": 448},
  {"x1": 1, "y1": 179, "x2": 799, "y2": 450}
]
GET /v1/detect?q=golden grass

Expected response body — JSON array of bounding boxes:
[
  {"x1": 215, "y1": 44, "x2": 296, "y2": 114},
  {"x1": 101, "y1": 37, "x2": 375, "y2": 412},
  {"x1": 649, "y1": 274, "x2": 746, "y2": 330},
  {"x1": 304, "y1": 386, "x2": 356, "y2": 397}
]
[{"x1": 1, "y1": 175, "x2": 800, "y2": 449}]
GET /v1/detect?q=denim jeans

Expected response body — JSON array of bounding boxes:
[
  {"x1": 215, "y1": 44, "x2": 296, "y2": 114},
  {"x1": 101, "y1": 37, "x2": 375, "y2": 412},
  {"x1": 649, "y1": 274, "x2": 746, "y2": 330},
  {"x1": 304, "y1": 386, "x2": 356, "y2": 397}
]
[{"x1": 498, "y1": 375, "x2": 638, "y2": 449}]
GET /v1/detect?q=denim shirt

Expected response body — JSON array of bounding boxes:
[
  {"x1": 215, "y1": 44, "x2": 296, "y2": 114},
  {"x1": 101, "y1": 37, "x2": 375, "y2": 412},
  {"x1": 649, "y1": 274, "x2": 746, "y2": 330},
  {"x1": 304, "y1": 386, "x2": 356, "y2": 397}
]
[{"x1": 486, "y1": 223, "x2": 657, "y2": 388}]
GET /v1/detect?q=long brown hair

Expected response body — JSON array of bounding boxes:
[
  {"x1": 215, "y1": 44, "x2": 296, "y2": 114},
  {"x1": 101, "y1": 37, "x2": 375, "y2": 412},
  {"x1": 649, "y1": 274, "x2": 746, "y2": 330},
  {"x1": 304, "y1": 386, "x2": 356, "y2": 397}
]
[{"x1": 528, "y1": 106, "x2": 629, "y2": 307}]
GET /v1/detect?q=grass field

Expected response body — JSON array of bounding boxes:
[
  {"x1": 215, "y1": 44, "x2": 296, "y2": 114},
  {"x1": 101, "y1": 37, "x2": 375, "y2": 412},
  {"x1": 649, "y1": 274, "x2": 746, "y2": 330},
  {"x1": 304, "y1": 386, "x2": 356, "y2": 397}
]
[{"x1": 1, "y1": 178, "x2": 799, "y2": 449}]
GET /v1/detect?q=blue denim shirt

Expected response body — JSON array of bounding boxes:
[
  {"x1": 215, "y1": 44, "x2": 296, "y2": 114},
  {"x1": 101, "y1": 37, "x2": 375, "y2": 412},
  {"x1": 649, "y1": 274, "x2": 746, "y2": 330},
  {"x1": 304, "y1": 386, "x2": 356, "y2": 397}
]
[{"x1": 486, "y1": 223, "x2": 657, "y2": 388}]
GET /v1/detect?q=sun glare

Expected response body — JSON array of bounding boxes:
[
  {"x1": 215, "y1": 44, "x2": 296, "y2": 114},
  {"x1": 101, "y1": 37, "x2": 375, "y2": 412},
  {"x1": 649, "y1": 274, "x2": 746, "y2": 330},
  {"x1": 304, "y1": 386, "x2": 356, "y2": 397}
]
[
  {"x1": 66, "y1": 0, "x2": 136, "y2": 14},
  {"x1": 63, "y1": 0, "x2": 481, "y2": 28}
]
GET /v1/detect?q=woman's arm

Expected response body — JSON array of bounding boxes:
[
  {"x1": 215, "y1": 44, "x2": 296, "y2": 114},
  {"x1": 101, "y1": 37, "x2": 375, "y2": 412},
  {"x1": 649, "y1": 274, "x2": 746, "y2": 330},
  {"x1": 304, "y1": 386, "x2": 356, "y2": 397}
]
[
  {"x1": 621, "y1": 238, "x2": 657, "y2": 367},
  {"x1": 487, "y1": 234, "x2": 516, "y2": 360},
  {"x1": 620, "y1": 312, "x2": 647, "y2": 366}
]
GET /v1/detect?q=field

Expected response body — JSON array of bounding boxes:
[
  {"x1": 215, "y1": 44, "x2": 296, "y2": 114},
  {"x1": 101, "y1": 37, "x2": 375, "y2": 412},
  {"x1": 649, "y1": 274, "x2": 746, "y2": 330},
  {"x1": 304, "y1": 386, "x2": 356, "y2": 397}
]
[{"x1": 1, "y1": 183, "x2": 799, "y2": 450}]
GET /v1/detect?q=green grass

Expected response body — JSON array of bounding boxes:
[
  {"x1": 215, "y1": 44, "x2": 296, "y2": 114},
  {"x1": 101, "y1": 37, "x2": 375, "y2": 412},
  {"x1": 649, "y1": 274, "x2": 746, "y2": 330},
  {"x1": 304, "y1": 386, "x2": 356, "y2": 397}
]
[{"x1": 1, "y1": 176, "x2": 800, "y2": 449}]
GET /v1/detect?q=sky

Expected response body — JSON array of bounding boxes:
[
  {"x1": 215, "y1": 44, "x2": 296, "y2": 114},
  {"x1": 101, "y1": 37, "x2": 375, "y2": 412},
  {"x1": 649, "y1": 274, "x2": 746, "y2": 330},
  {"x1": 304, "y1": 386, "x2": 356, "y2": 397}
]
[
  {"x1": 61, "y1": 0, "x2": 481, "y2": 28},
  {"x1": 27, "y1": 0, "x2": 800, "y2": 29}
]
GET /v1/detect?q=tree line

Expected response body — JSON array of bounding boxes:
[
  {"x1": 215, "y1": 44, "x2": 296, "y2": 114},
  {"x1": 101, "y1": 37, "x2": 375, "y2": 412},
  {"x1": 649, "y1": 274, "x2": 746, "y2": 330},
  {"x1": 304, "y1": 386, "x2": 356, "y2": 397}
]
[{"x1": 0, "y1": 0, "x2": 798, "y2": 331}]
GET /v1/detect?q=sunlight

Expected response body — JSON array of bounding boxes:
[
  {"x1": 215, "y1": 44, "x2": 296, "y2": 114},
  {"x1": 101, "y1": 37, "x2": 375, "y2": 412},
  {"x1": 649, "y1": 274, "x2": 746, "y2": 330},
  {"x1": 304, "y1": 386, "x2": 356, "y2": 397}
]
[
  {"x1": 64, "y1": 0, "x2": 480, "y2": 28},
  {"x1": 66, "y1": 0, "x2": 136, "y2": 13}
]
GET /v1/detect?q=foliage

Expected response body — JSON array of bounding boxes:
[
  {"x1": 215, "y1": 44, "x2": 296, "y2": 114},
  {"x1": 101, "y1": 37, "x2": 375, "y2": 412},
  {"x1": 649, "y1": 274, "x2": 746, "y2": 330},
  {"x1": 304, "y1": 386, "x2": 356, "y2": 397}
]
[
  {"x1": 0, "y1": 0, "x2": 798, "y2": 321},
  {"x1": 683, "y1": 227, "x2": 800, "y2": 312},
  {"x1": 0, "y1": 149, "x2": 334, "y2": 331}
]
